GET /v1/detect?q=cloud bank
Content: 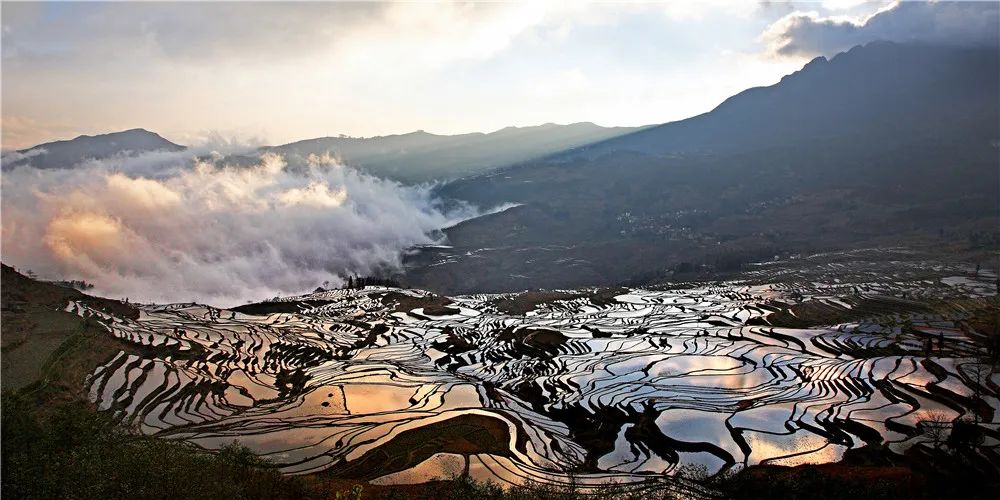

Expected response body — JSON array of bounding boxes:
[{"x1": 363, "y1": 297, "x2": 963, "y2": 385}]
[
  {"x1": 1, "y1": 150, "x2": 493, "y2": 306},
  {"x1": 763, "y1": 1, "x2": 1000, "y2": 57},
  {"x1": 0, "y1": 147, "x2": 46, "y2": 167}
]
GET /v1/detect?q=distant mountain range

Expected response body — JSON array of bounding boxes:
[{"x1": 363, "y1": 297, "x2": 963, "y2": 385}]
[
  {"x1": 5, "y1": 122, "x2": 643, "y2": 183},
  {"x1": 8, "y1": 42, "x2": 994, "y2": 184},
  {"x1": 261, "y1": 122, "x2": 645, "y2": 183},
  {"x1": 405, "y1": 41, "x2": 1000, "y2": 293},
  {"x1": 3, "y1": 128, "x2": 185, "y2": 170}
]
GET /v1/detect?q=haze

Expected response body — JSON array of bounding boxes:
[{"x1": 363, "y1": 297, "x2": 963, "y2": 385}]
[{"x1": 5, "y1": 1, "x2": 989, "y2": 148}]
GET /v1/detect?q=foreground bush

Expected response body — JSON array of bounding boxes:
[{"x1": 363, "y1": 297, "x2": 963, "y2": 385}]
[{"x1": 1, "y1": 391, "x2": 328, "y2": 499}]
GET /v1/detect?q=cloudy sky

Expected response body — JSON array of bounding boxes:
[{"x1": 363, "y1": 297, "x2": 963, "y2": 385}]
[{"x1": 2, "y1": 1, "x2": 997, "y2": 149}]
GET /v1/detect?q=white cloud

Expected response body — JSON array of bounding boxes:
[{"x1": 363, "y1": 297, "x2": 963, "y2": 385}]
[
  {"x1": 658, "y1": 0, "x2": 761, "y2": 21},
  {"x1": 1, "y1": 148, "x2": 496, "y2": 306},
  {"x1": 762, "y1": 1, "x2": 1000, "y2": 57},
  {"x1": 821, "y1": 0, "x2": 875, "y2": 11},
  {"x1": 0, "y1": 146, "x2": 46, "y2": 166}
]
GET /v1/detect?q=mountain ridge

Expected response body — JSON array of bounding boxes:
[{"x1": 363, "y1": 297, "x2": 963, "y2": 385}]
[
  {"x1": 550, "y1": 41, "x2": 997, "y2": 162},
  {"x1": 405, "y1": 41, "x2": 1000, "y2": 294},
  {"x1": 261, "y1": 121, "x2": 647, "y2": 183},
  {"x1": 4, "y1": 128, "x2": 186, "y2": 170},
  {"x1": 6, "y1": 122, "x2": 646, "y2": 183}
]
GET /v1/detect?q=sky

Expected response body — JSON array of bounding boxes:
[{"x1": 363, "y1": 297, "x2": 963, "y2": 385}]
[
  {"x1": 6, "y1": 0, "x2": 990, "y2": 149},
  {"x1": 2, "y1": 0, "x2": 997, "y2": 305}
]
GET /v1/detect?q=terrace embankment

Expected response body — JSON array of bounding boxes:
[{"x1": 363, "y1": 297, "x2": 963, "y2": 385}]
[{"x1": 3, "y1": 258, "x2": 999, "y2": 498}]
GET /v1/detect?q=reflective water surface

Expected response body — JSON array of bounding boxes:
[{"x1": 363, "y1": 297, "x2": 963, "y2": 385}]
[{"x1": 72, "y1": 264, "x2": 999, "y2": 490}]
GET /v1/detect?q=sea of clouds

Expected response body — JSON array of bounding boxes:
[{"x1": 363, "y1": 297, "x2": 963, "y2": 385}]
[{"x1": 1, "y1": 146, "x2": 503, "y2": 306}]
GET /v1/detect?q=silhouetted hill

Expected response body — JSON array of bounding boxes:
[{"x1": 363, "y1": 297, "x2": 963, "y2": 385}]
[
  {"x1": 4, "y1": 123, "x2": 638, "y2": 183},
  {"x1": 4, "y1": 129, "x2": 185, "y2": 169},
  {"x1": 406, "y1": 42, "x2": 1000, "y2": 294},
  {"x1": 567, "y1": 41, "x2": 997, "y2": 159},
  {"x1": 264, "y1": 122, "x2": 645, "y2": 183}
]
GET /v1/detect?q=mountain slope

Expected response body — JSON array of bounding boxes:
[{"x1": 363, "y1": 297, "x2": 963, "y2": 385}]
[
  {"x1": 569, "y1": 41, "x2": 997, "y2": 159},
  {"x1": 405, "y1": 42, "x2": 1000, "y2": 294},
  {"x1": 264, "y1": 122, "x2": 644, "y2": 183},
  {"x1": 4, "y1": 128, "x2": 186, "y2": 170},
  {"x1": 2, "y1": 122, "x2": 637, "y2": 183}
]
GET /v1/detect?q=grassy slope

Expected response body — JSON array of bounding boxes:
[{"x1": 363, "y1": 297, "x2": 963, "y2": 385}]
[{"x1": 1, "y1": 263, "x2": 139, "y2": 392}]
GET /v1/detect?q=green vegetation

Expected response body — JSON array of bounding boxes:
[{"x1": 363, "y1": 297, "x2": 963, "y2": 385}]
[
  {"x1": 0, "y1": 264, "x2": 336, "y2": 499},
  {"x1": 367, "y1": 476, "x2": 677, "y2": 500},
  {"x1": 343, "y1": 275, "x2": 401, "y2": 289},
  {"x1": 1, "y1": 391, "x2": 334, "y2": 499}
]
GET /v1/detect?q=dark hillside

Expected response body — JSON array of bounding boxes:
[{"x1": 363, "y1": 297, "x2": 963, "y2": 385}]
[
  {"x1": 567, "y1": 42, "x2": 998, "y2": 158},
  {"x1": 405, "y1": 42, "x2": 1000, "y2": 294},
  {"x1": 263, "y1": 121, "x2": 645, "y2": 183},
  {"x1": 4, "y1": 128, "x2": 185, "y2": 170}
]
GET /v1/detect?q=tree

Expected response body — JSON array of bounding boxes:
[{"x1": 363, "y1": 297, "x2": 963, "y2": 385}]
[
  {"x1": 964, "y1": 360, "x2": 993, "y2": 425},
  {"x1": 921, "y1": 411, "x2": 950, "y2": 449}
]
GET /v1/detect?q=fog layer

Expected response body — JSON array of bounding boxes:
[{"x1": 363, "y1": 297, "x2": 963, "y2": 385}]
[{"x1": 1, "y1": 150, "x2": 492, "y2": 306}]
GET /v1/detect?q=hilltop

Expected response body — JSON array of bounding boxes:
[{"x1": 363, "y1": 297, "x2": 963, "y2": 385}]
[{"x1": 3, "y1": 128, "x2": 185, "y2": 170}]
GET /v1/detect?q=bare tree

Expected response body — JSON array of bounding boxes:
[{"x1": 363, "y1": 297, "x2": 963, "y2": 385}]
[
  {"x1": 964, "y1": 360, "x2": 994, "y2": 425},
  {"x1": 920, "y1": 411, "x2": 950, "y2": 449}
]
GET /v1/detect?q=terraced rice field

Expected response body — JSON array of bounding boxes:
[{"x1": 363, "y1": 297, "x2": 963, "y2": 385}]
[{"x1": 69, "y1": 264, "x2": 999, "y2": 492}]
